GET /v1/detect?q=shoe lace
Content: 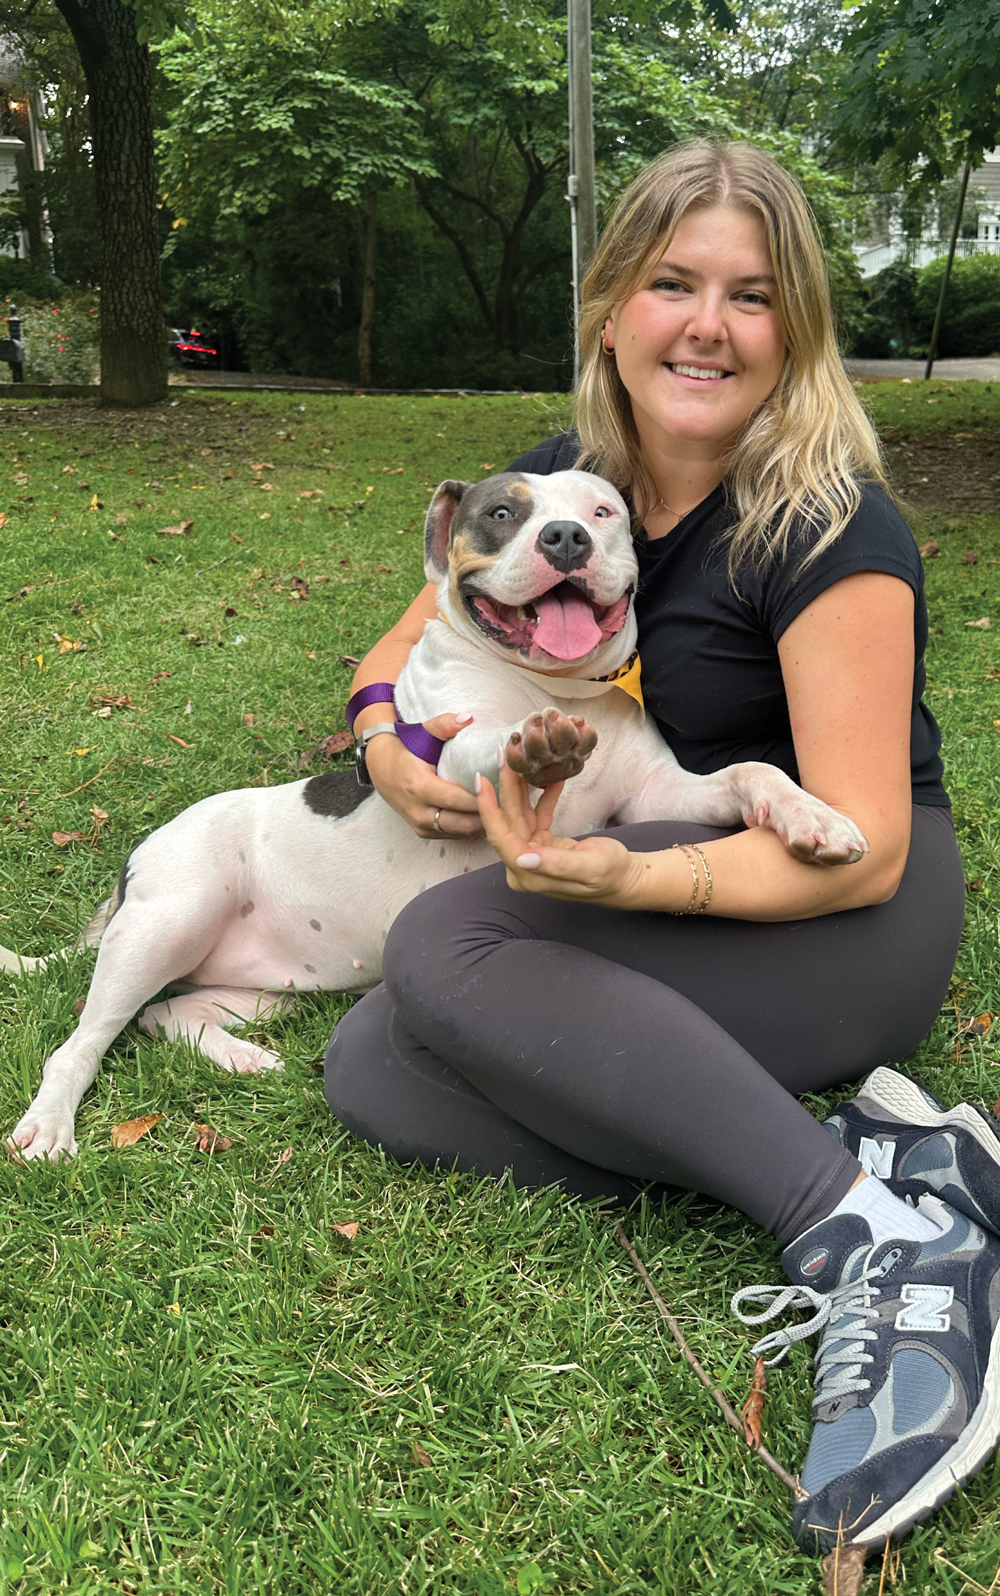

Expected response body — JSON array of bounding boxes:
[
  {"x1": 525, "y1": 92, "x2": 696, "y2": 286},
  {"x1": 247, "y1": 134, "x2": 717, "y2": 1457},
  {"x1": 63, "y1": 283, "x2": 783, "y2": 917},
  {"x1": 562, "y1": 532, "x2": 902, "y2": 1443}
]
[{"x1": 731, "y1": 1266, "x2": 882, "y2": 1403}]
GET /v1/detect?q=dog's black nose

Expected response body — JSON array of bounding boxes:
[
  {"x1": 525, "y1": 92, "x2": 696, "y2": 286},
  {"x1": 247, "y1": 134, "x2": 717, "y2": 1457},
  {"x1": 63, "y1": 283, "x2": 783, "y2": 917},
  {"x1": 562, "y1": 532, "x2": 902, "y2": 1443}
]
[{"x1": 537, "y1": 520, "x2": 593, "y2": 570}]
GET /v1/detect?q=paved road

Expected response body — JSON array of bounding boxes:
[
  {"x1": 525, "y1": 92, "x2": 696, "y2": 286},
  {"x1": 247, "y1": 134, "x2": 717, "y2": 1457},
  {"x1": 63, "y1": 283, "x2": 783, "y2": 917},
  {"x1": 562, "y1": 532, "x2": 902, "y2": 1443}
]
[{"x1": 845, "y1": 356, "x2": 1000, "y2": 381}]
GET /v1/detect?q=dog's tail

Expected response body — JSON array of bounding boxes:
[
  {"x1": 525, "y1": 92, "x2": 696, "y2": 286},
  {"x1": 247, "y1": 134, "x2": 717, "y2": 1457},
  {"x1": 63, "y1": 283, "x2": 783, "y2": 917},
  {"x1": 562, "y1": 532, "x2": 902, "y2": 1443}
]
[{"x1": 0, "y1": 896, "x2": 115, "y2": 975}]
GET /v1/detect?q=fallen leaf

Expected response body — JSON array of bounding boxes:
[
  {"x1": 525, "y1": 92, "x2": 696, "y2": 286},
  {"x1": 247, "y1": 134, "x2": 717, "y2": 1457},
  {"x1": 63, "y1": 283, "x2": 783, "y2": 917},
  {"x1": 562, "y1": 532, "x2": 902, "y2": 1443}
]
[
  {"x1": 739, "y1": 1355, "x2": 766, "y2": 1449},
  {"x1": 158, "y1": 519, "x2": 194, "y2": 537},
  {"x1": 193, "y1": 1121, "x2": 233, "y2": 1153},
  {"x1": 115, "y1": 514, "x2": 128, "y2": 526},
  {"x1": 223, "y1": 470, "x2": 235, "y2": 480},
  {"x1": 52, "y1": 830, "x2": 88, "y2": 846},
  {"x1": 291, "y1": 576, "x2": 309, "y2": 598},
  {"x1": 961, "y1": 1011, "x2": 992, "y2": 1036},
  {"x1": 111, "y1": 1113, "x2": 163, "y2": 1148},
  {"x1": 411, "y1": 1441, "x2": 432, "y2": 1468},
  {"x1": 201, "y1": 447, "x2": 213, "y2": 456},
  {"x1": 480, "y1": 461, "x2": 496, "y2": 470},
  {"x1": 242, "y1": 713, "x2": 255, "y2": 727},
  {"x1": 299, "y1": 489, "x2": 323, "y2": 499},
  {"x1": 258, "y1": 1224, "x2": 275, "y2": 1237},
  {"x1": 229, "y1": 531, "x2": 243, "y2": 542},
  {"x1": 966, "y1": 617, "x2": 992, "y2": 630},
  {"x1": 259, "y1": 513, "x2": 271, "y2": 520},
  {"x1": 339, "y1": 654, "x2": 361, "y2": 669},
  {"x1": 66, "y1": 747, "x2": 95, "y2": 756},
  {"x1": 61, "y1": 464, "x2": 75, "y2": 475},
  {"x1": 91, "y1": 805, "x2": 109, "y2": 835},
  {"x1": 257, "y1": 482, "x2": 274, "y2": 492},
  {"x1": 331, "y1": 1221, "x2": 359, "y2": 1240},
  {"x1": 820, "y1": 1544, "x2": 868, "y2": 1596},
  {"x1": 91, "y1": 692, "x2": 133, "y2": 710},
  {"x1": 305, "y1": 650, "x2": 318, "y2": 660},
  {"x1": 967, "y1": 876, "x2": 984, "y2": 892},
  {"x1": 6, "y1": 583, "x2": 33, "y2": 601},
  {"x1": 323, "y1": 731, "x2": 353, "y2": 757},
  {"x1": 89, "y1": 494, "x2": 102, "y2": 511},
  {"x1": 73, "y1": 997, "x2": 86, "y2": 1016},
  {"x1": 144, "y1": 553, "x2": 159, "y2": 564},
  {"x1": 272, "y1": 1146, "x2": 293, "y2": 1171},
  {"x1": 165, "y1": 1302, "x2": 181, "y2": 1315},
  {"x1": 150, "y1": 670, "x2": 172, "y2": 683},
  {"x1": 167, "y1": 734, "x2": 190, "y2": 747},
  {"x1": 962, "y1": 549, "x2": 979, "y2": 565},
  {"x1": 93, "y1": 706, "x2": 112, "y2": 717},
  {"x1": 55, "y1": 632, "x2": 85, "y2": 653},
  {"x1": 222, "y1": 606, "x2": 237, "y2": 617},
  {"x1": 918, "y1": 540, "x2": 939, "y2": 559}
]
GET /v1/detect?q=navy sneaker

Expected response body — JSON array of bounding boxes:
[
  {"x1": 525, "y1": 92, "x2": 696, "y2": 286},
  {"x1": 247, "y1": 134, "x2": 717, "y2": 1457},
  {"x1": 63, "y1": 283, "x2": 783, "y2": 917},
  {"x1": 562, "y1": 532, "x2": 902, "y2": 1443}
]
[
  {"x1": 824, "y1": 1066, "x2": 1000, "y2": 1235},
  {"x1": 732, "y1": 1196, "x2": 1000, "y2": 1551}
]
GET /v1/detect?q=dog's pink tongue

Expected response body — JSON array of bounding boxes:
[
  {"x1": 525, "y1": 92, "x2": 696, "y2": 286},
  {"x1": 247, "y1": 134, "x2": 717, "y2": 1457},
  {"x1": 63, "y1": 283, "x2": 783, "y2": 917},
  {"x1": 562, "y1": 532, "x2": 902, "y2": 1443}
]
[{"x1": 532, "y1": 585, "x2": 602, "y2": 660}]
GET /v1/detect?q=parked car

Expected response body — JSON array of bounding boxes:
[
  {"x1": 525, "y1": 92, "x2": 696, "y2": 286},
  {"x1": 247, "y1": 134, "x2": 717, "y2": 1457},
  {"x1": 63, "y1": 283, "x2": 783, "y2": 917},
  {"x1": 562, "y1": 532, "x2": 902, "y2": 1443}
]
[{"x1": 167, "y1": 327, "x2": 221, "y2": 369}]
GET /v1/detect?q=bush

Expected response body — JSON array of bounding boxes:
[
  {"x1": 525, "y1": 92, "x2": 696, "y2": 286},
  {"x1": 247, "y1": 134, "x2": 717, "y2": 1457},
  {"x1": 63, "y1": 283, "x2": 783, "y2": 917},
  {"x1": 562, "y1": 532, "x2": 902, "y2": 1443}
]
[
  {"x1": 852, "y1": 261, "x2": 922, "y2": 358},
  {"x1": 1, "y1": 293, "x2": 101, "y2": 385},
  {"x1": 915, "y1": 253, "x2": 1000, "y2": 357},
  {"x1": 0, "y1": 257, "x2": 61, "y2": 303}
]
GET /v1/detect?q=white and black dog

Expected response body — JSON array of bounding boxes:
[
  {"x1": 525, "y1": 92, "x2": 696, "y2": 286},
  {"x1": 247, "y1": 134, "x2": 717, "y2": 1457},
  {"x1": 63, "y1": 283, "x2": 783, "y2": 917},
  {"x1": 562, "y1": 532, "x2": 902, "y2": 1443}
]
[{"x1": 3, "y1": 469, "x2": 866, "y2": 1161}]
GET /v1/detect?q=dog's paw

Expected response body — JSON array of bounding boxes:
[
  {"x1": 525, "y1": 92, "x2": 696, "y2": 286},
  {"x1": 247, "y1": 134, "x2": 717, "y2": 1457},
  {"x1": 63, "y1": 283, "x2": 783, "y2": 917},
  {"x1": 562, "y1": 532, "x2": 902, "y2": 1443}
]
[
  {"x1": 752, "y1": 795, "x2": 869, "y2": 866},
  {"x1": 506, "y1": 707, "x2": 598, "y2": 787},
  {"x1": 7, "y1": 1108, "x2": 78, "y2": 1163}
]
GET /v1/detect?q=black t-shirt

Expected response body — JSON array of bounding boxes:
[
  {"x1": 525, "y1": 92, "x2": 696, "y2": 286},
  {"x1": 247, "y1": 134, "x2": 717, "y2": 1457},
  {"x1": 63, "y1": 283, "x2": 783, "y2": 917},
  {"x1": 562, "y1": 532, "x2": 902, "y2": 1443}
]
[{"x1": 509, "y1": 430, "x2": 948, "y2": 806}]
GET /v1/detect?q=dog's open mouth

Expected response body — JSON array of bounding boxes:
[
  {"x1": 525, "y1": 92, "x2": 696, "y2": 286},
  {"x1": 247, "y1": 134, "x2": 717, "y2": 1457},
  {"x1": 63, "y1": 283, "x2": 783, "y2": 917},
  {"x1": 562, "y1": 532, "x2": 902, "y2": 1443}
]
[{"x1": 466, "y1": 582, "x2": 630, "y2": 662}]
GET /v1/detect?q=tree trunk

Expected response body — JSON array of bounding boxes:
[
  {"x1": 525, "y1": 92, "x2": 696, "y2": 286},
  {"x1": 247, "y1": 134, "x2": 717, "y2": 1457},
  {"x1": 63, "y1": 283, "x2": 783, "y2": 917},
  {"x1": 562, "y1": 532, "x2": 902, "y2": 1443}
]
[
  {"x1": 53, "y1": 0, "x2": 166, "y2": 405},
  {"x1": 356, "y1": 192, "x2": 378, "y2": 386}
]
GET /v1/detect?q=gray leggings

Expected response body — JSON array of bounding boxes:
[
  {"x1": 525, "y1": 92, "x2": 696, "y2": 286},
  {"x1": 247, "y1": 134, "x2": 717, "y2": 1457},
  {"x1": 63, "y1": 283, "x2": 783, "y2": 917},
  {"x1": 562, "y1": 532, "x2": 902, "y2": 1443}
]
[{"x1": 326, "y1": 806, "x2": 965, "y2": 1245}]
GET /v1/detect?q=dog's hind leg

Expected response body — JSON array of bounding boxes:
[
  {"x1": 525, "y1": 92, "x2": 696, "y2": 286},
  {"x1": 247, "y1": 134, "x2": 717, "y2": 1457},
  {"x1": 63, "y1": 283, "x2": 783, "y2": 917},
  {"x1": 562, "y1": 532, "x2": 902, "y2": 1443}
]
[
  {"x1": 138, "y1": 987, "x2": 294, "y2": 1074},
  {"x1": 8, "y1": 877, "x2": 237, "y2": 1163}
]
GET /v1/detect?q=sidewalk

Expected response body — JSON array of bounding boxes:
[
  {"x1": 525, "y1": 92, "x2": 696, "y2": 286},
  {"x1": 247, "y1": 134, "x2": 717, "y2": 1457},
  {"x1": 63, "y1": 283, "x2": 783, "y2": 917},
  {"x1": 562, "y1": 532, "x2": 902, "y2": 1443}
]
[{"x1": 845, "y1": 356, "x2": 1000, "y2": 381}]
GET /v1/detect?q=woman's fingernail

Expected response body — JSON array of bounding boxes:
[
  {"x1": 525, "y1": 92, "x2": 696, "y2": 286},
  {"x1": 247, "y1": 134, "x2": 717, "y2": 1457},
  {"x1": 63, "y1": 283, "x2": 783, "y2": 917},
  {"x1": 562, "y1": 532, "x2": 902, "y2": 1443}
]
[
  {"x1": 454, "y1": 711, "x2": 474, "y2": 724},
  {"x1": 497, "y1": 744, "x2": 506, "y2": 767},
  {"x1": 516, "y1": 852, "x2": 542, "y2": 869},
  {"x1": 474, "y1": 772, "x2": 482, "y2": 794}
]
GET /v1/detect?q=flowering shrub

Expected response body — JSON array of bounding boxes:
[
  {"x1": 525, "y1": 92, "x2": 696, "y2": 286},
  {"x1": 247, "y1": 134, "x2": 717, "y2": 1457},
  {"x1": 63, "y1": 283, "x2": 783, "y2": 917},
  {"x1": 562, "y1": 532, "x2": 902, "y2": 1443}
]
[{"x1": 1, "y1": 294, "x2": 100, "y2": 385}]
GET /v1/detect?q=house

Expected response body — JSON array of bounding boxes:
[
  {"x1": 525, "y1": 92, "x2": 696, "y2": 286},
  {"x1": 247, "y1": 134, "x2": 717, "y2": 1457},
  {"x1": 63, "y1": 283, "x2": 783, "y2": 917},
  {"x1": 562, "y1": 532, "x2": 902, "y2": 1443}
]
[
  {"x1": 0, "y1": 49, "x2": 48, "y2": 261},
  {"x1": 855, "y1": 152, "x2": 1000, "y2": 279}
]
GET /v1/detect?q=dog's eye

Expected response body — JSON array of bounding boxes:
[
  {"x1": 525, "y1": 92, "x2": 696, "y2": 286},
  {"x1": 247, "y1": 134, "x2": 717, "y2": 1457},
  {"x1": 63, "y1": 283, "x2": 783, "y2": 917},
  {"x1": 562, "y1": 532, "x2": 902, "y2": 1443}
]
[
  {"x1": 491, "y1": 506, "x2": 513, "y2": 520},
  {"x1": 594, "y1": 505, "x2": 614, "y2": 518}
]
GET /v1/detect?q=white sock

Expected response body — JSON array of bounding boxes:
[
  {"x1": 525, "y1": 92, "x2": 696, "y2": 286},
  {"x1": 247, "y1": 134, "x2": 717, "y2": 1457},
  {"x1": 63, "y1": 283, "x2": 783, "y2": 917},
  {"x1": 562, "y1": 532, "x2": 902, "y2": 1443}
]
[{"x1": 826, "y1": 1174, "x2": 942, "y2": 1247}]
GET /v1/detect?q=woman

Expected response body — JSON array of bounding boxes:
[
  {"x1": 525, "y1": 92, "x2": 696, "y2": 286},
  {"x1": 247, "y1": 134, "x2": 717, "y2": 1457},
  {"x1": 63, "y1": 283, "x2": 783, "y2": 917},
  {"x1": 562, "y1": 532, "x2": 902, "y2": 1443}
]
[{"x1": 327, "y1": 142, "x2": 1000, "y2": 1551}]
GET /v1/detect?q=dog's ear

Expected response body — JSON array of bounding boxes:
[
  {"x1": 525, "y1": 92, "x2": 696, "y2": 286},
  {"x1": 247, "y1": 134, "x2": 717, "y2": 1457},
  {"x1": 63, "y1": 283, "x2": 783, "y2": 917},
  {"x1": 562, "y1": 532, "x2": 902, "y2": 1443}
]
[{"x1": 424, "y1": 480, "x2": 469, "y2": 582}]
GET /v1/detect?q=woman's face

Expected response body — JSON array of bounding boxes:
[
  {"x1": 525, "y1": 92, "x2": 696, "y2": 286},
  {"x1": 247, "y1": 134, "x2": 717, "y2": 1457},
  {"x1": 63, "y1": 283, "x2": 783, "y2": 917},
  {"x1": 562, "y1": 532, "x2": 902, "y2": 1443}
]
[{"x1": 604, "y1": 203, "x2": 786, "y2": 453}]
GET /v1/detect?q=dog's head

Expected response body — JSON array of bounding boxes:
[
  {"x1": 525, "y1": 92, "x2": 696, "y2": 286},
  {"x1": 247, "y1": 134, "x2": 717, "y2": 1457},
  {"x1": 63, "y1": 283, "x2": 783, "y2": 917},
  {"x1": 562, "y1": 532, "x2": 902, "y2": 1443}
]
[{"x1": 425, "y1": 469, "x2": 636, "y2": 675}]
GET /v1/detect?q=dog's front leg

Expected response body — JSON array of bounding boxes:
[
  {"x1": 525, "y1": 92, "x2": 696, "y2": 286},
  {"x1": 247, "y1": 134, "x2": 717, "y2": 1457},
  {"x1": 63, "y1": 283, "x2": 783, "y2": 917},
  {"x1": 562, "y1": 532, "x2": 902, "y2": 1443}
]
[{"x1": 439, "y1": 707, "x2": 597, "y2": 792}]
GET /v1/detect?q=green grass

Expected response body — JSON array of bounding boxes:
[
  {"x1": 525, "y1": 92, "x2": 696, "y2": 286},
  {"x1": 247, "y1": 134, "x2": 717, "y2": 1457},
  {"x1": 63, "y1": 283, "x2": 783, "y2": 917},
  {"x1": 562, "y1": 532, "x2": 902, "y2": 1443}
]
[{"x1": 0, "y1": 384, "x2": 999, "y2": 1594}]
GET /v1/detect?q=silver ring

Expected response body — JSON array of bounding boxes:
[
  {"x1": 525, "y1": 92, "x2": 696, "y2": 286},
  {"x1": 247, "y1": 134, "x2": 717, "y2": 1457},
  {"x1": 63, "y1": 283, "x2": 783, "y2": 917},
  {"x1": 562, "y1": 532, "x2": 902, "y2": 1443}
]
[{"x1": 433, "y1": 809, "x2": 442, "y2": 835}]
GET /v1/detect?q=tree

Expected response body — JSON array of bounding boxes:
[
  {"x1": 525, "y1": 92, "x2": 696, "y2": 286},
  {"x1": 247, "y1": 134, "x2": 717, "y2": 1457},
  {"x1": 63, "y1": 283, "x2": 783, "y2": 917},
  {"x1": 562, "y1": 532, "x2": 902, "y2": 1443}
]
[{"x1": 49, "y1": 0, "x2": 167, "y2": 402}]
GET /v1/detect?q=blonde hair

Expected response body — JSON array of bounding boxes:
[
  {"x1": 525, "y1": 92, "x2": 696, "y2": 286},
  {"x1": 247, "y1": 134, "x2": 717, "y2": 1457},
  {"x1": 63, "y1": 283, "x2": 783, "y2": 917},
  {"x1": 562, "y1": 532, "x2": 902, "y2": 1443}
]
[{"x1": 575, "y1": 140, "x2": 884, "y2": 576}]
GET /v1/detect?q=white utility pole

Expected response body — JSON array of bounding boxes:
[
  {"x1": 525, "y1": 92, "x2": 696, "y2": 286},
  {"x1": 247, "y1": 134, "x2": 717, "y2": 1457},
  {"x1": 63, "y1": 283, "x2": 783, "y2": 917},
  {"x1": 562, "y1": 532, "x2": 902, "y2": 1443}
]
[{"x1": 567, "y1": 0, "x2": 597, "y2": 385}]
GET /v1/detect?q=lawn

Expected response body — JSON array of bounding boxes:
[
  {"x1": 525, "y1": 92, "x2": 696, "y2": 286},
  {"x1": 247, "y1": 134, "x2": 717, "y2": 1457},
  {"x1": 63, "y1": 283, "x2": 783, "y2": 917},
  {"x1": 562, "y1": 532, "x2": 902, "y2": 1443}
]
[{"x1": 0, "y1": 382, "x2": 998, "y2": 1595}]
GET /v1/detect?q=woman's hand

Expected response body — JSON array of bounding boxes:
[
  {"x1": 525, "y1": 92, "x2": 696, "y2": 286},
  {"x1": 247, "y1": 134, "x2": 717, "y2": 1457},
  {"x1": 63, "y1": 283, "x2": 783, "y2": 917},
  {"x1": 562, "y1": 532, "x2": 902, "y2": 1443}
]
[
  {"x1": 365, "y1": 713, "x2": 485, "y2": 840},
  {"x1": 476, "y1": 756, "x2": 644, "y2": 904}
]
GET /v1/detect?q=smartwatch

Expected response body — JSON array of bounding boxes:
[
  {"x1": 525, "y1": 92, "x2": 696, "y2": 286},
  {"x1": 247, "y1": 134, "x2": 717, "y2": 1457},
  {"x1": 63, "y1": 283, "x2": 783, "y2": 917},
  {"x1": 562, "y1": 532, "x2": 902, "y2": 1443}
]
[{"x1": 355, "y1": 722, "x2": 398, "y2": 787}]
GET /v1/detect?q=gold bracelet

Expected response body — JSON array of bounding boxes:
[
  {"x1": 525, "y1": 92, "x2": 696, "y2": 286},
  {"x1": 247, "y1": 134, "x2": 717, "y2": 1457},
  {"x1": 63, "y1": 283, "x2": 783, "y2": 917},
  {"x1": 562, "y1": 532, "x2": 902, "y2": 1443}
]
[
  {"x1": 670, "y1": 843, "x2": 702, "y2": 914},
  {"x1": 691, "y1": 845, "x2": 713, "y2": 913}
]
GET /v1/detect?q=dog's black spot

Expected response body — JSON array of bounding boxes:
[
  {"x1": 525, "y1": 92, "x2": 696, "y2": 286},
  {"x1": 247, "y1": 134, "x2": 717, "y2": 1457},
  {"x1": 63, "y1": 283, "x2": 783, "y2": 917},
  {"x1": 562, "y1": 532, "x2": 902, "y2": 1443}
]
[
  {"x1": 304, "y1": 963, "x2": 316, "y2": 974},
  {"x1": 109, "y1": 844, "x2": 140, "y2": 921},
  {"x1": 303, "y1": 772, "x2": 370, "y2": 819},
  {"x1": 309, "y1": 919, "x2": 322, "y2": 931},
  {"x1": 240, "y1": 901, "x2": 255, "y2": 918}
]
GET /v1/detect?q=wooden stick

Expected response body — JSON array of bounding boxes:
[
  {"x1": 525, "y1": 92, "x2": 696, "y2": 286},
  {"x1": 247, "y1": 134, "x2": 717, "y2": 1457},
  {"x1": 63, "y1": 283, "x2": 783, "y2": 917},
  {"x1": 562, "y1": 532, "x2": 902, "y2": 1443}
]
[{"x1": 614, "y1": 1221, "x2": 805, "y2": 1498}]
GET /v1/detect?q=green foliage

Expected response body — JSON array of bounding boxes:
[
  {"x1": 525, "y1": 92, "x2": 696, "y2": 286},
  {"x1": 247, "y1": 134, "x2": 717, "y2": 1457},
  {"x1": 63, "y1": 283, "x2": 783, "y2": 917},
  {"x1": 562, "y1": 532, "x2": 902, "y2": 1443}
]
[
  {"x1": 834, "y1": 0, "x2": 1000, "y2": 180},
  {"x1": 915, "y1": 254, "x2": 1000, "y2": 360},
  {"x1": 853, "y1": 260, "x2": 921, "y2": 359},
  {"x1": 10, "y1": 293, "x2": 101, "y2": 384}
]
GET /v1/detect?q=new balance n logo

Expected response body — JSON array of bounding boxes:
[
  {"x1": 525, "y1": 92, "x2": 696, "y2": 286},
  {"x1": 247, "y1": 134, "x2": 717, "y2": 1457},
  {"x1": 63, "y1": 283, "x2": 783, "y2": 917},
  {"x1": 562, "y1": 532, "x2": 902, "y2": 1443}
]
[
  {"x1": 858, "y1": 1136, "x2": 896, "y2": 1179},
  {"x1": 895, "y1": 1283, "x2": 954, "y2": 1332}
]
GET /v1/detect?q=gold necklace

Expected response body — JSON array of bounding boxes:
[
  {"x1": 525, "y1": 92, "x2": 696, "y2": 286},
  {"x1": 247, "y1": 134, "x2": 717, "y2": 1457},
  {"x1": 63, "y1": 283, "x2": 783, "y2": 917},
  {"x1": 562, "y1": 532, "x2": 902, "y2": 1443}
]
[{"x1": 651, "y1": 495, "x2": 683, "y2": 518}]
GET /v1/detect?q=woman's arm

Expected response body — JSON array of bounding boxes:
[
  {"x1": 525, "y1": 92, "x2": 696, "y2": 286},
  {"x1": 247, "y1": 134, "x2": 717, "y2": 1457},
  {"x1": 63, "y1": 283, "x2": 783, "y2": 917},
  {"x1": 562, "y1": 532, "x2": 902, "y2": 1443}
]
[
  {"x1": 477, "y1": 572, "x2": 916, "y2": 919},
  {"x1": 352, "y1": 582, "x2": 484, "y2": 839}
]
